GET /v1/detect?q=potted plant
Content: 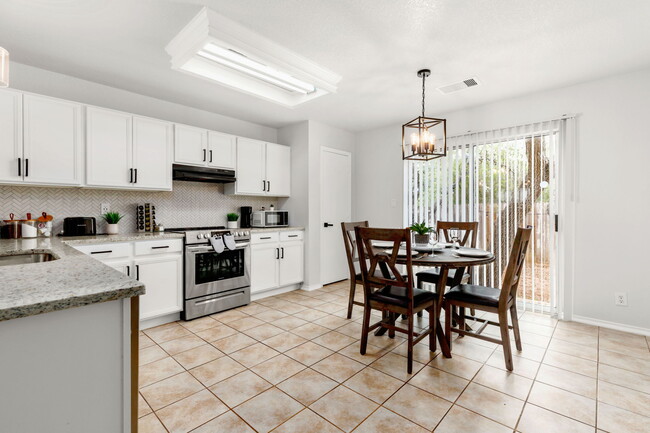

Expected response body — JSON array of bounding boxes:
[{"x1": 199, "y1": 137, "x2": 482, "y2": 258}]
[
  {"x1": 226, "y1": 212, "x2": 239, "y2": 229},
  {"x1": 410, "y1": 222, "x2": 433, "y2": 245},
  {"x1": 102, "y1": 212, "x2": 124, "y2": 235}
]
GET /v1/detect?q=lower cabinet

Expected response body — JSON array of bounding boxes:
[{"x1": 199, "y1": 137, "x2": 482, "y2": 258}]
[{"x1": 250, "y1": 231, "x2": 304, "y2": 294}]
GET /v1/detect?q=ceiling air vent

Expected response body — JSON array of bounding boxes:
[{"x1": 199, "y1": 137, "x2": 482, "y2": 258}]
[{"x1": 438, "y1": 77, "x2": 480, "y2": 94}]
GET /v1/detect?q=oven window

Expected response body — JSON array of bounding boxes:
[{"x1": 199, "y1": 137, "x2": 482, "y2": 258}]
[{"x1": 195, "y1": 249, "x2": 245, "y2": 285}]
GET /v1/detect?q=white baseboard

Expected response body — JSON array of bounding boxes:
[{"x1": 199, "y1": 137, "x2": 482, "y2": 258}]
[
  {"x1": 300, "y1": 284, "x2": 323, "y2": 292},
  {"x1": 251, "y1": 284, "x2": 299, "y2": 301},
  {"x1": 140, "y1": 312, "x2": 180, "y2": 330},
  {"x1": 572, "y1": 315, "x2": 650, "y2": 336}
]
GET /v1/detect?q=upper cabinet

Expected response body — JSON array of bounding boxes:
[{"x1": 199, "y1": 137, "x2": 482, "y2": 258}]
[
  {"x1": 174, "y1": 124, "x2": 236, "y2": 170},
  {"x1": 86, "y1": 106, "x2": 172, "y2": 190},
  {"x1": 225, "y1": 138, "x2": 290, "y2": 197},
  {"x1": 0, "y1": 91, "x2": 83, "y2": 186}
]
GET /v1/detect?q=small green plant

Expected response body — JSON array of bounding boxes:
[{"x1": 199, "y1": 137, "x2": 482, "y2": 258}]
[
  {"x1": 227, "y1": 212, "x2": 239, "y2": 222},
  {"x1": 409, "y1": 222, "x2": 433, "y2": 235},
  {"x1": 102, "y1": 212, "x2": 124, "y2": 224}
]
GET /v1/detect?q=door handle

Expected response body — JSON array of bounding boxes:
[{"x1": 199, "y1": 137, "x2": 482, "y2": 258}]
[
  {"x1": 281, "y1": 247, "x2": 284, "y2": 259},
  {"x1": 90, "y1": 250, "x2": 113, "y2": 254},
  {"x1": 151, "y1": 245, "x2": 170, "y2": 249},
  {"x1": 203, "y1": 149, "x2": 206, "y2": 162},
  {"x1": 262, "y1": 180, "x2": 267, "y2": 191},
  {"x1": 136, "y1": 264, "x2": 140, "y2": 280},
  {"x1": 324, "y1": 223, "x2": 334, "y2": 227},
  {"x1": 17, "y1": 158, "x2": 21, "y2": 177},
  {"x1": 130, "y1": 168, "x2": 133, "y2": 183},
  {"x1": 25, "y1": 159, "x2": 29, "y2": 177},
  {"x1": 267, "y1": 180, "x2": 270, "y2": 192},
  {"x1": 276, "y1": 248, "x2": 280, "y2": 259},
  {"x1": 126, "y1": 265, "x2": 130, "y2": 276},
  {"x1": 209, "y1": 150, "x2": 213, "y2": 163},
  {"x1": 134, "y1": 168, "x2": 138, "y2": 184}
]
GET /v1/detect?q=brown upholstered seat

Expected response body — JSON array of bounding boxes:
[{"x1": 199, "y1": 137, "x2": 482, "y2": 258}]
[{"x1": 444, "y1": 284, "x2": 510, "y2": 308}]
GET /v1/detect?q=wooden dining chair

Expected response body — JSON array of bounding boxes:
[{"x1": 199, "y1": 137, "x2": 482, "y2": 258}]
[
  {"x1": 341, "y1": 221, "x2": 369, "y2": 319},
  {"x1": 443, "y1": 226, "x2": 532, "y2": 371},
  {"x1": 355, "y1": 227, "x2": 437, "y2": 373}
]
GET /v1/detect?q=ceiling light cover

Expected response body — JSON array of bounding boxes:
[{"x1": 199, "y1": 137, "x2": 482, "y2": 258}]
[
  {"x1": 402, "y1": 69, "x2": 447, "y2": 161},
  {"x1": 165, "y1": 8, "x2": 341, "y2": 107},
  {"x1": 0, "y1": 47, "x2": 8, "y2": 88}
]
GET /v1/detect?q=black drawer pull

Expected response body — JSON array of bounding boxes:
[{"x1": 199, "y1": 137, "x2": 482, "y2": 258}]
[
  {"x1": 17, "y1": 158, "x2": 21, "y2": 176},
  {"x1": 91, "y1": 250, "x2": 112, "y2": 254},
  {"x1": 288, "y1": 235, "x2": 298, "y2": 238},
  {"x1": 151, "y1": 245, "x2": 170, "y2": 249},
  {"x1": 260, "y1": 236, "x2": 271, "y2": 240}
]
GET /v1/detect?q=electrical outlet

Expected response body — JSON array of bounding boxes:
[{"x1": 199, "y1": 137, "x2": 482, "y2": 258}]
[
  {"x1": 615, "y1": 292, "x2": 628, "y2": 307},
  {"x1": 100, "y1": 203, "x2": 110, "y2": 214}
]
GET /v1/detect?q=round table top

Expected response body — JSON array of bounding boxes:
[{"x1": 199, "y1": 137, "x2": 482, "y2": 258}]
[{"x1": 397, "y1": 247, "x2": 495, "y2": 268}]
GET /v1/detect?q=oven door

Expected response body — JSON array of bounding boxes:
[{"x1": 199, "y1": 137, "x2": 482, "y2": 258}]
[{"x1": 185, "y1": 243, "x2": 250, "y2": 299}]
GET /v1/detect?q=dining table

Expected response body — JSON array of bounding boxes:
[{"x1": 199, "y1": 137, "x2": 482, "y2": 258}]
[{"x1": 373, "y1": 243, "x2": 495, "y2": 359}]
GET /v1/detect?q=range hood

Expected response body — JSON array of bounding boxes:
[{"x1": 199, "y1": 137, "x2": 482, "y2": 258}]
[{"x1": 172, "y1": 164, "x2": 236, "y2": 183}]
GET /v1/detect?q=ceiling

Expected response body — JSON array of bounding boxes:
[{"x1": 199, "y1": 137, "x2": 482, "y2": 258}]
[{"x1": 2, "y1": 0, "x2": 650, "y2": 132}]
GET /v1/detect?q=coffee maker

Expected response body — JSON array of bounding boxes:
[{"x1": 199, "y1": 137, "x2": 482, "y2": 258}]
[{"x1": 240, "y1": 206, "x2": 252, "y2": 228}]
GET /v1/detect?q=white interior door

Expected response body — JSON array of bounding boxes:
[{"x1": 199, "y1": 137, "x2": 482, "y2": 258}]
[{"x1": 320, "y1": 147, "x2": 352, "y2": 285}]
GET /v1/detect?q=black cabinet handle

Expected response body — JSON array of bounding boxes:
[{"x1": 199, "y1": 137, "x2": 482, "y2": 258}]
[
  {"x1": 126, "y1": 265, "x2": 130, "y2": 276},
  {"x1": 262, "y1": 180, "x2": 266, "y2": 191},
  {"x1": 260, "y1": 236, "x2": 271, "y2": 240},
  {"x1": 136, "y1": 264, "x2": 140, "y2": 280},
  {"x1": 276, "y1": 248, "x2": 280, "y2": 259},
  {"x1": 267, "y1": 180, "x2": 270, "y2": 192},
  {"x1": 91, "y1": 250, "x2": 113, "y2": 254},
  {"x1": 288, "y1": 234, "x2": 298, "y2": 238},
  {"x1": 281, "y1": 247, "x2": 284, "y2": 259},
  {"x1": 203, "y1": 149, "x2": 206, "y2": 162},
  {"x1": 25, "y1": 159, "x2": 28, "y2": 177},
  {"x1": 324, "y1": 223, "x2": 333, "y2": 227},
  {"x1": 151, "y1": 245, "x2": 170, "y2": 249},
  {"x1": 129, "y1": 168, "x2": 133, "y2": 183},
  {"x1": 134, "y1": 168, "x2": 138, "y2": 183},
  {"x1": 17, "y1": 158, "x2": 21, "y2": 176},
  {"x1": 209, "y1": 150, "x2": 213, "y2": 163}
]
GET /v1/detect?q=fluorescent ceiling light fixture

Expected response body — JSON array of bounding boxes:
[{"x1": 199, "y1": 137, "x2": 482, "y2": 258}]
[{"x1": 166, "y1": 8, "x2": 341, "y2": 107}]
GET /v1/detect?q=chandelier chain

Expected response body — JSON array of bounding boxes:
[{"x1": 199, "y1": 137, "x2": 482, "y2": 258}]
[{"x1": 421, "y1": 72, "x2": 426, "y2": 118}]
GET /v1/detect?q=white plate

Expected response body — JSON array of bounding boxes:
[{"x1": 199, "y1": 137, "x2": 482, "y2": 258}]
[
  {"x1": 396, "y1": 249, "x2": 418, "y2": 257},
  {"x1": 373, "y1": 241, "x2": 400, "y2": 248},
  {"x1": 455, "y1": 248, "x2": 491, "y2": 258}
]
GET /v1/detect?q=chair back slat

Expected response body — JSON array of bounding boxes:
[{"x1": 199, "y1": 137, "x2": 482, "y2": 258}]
[
  {"x1": 341, "y1": 221, "x2": 369, "y2": 280},
  {"x1": 499, "y1": 226, "x2": 533, "y2": 304},
  {"x1": 436, "y1": 221, "x2": 478, "y2": 247}
]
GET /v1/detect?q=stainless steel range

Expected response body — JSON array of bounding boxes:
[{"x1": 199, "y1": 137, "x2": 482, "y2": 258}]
[{"x1": 168, "y1": 226, "x2": 251, "y2": 320}]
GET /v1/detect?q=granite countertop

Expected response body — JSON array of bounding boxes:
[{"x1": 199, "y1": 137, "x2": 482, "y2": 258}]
[
  {"x1": 0, "y1": 237, "x2": 145, "y2": 322},
  {"x1": 249, "y1": 226, "x2": 304, "y2": 232},
  {"x1": 61, "y1": 231, "x2": 185, "y2": 245}
]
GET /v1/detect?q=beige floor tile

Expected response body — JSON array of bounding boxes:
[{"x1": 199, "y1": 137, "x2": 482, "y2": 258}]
[
  {"x1": 599, "y1": 349, "x2": 650, "y2": 374},
  {"x1": 543, "y1": 350, "x2": 598, "y2": 378},
  {"x1": 512, "y1": 343, "x2": 547, "y2": 362},
  {"x1": 140, "y1": 333, "x2": 156, "y2": 349},
  {"x1": 552, "y1": 328, "x2": 598, "y2": 347},
  {"x1": 486, "y1": 351, "x2": 541, "y2": 379},
  {"x1": 285, "y1": 341, "x2": 334, "y2": 366},
  {"x1": 597, "y1": 401, "x2": 650, "y2": 433},
  {"x1": 189, "y1": 356, "x2": 246, "y2": 387},
  {"x1": 291, "y1": 322, "x2": 331, "y2": 339},
  {"x1": 242, "y1": 323, "x2": 285, "y2": 341},
  {"x1": 520, "y1": 312, "x2": 558, "y2": 328},
  {"x1": 598, "y1": 380, "x2": 650, "y2": 418},
  {"x1": 262, "y1": 331, "x2": 308, "y2": 352},
  {"x1": 473, "y1": 364, "x2": 533, "y2": 400},
  {"x1": 313, "y1": 302, "x2": 345, "y2": 314},
  {"x1": 528, "y1": 382, "x2": 596, "y2": 426},
  {"x1": 209, "y1": 370, "x2": 272, "y2": 407},
  {"x1": 548, "y1": 338, "x2": 598, "y2": 361},
  {"x1": 391, "y1": 340, "x2": 440, "y2": 364},
  {"x1": 159, "y1": 334, "x2": 205, "y2": 356},
  {"x1": 194, "y1": 324, "x2": 238, "y2": 342},
  {"x1": 598, "y1": 338, "x2": 650, "y2": 360},
  {"x1": 210, "y1": 332, "x2": 257, "y2": 354},
  {"x1": 384, "y1": 383, "x2": 451, "y2": 430},
  {"x1": 310, "y1": 385, "x2": 378, "y2": 432},
  {"x1": 370, "y1": 352, "x2": 425, "y2": 382},
  {"x1": 228, "y1": 316, "x2": 266, "y2": 331},
  {"x1": 144, "y1": 323, "x2": 192, "y2": 344},
  {"x1": 313, "y1": 314, "x2": 350, "y2": 330},
  {"x1": 365, "y1": 333, "x2": 406, "y2": 351},
  {"x1": 434, "y1": 405, "x2": 511, "y2": 433},
  {"x1": 140, "y1": 371, "x2": 204, "y2": 411},
  {"x1": 139, "y1": 345, "x2": 168, "y2": 366},
  {"x1": 408, "y1": 365, "x2": 469, "y2": 402},
  {"x1": 211, "y1": 309, "x2": 248, "y2": 323},
  {"x1": 277, "y1": 368, "x2": 339, "y2": 405},
  {"x1": 599, "y1": 329, "x2": 648, "y2": 349},
  {"x1": 139, "y1": 357, "x2": 185, "y2": 388},
  {"x1": 271, "y1": 315, "x2": 309, "y2": 330},
  {"x1": 343, "y1": 367, "x2": 404, "y2": 403},
  {"x1": 273, "y1": 302, "x2": 308, "y2": 315},
  {"x1": 251, "y1": 354, "x2": 306, "y2": 384},
  {"x1": 138, "y1": 393, "x2": 152, "y2": 418},
  {"x1": 536, "y1": 364, "x2": 597, "y2": 399},
  {"x1": 138, "y1": 413, "x2": 167, "y2": 433},
  {"x1": 456, "y1": 382, "x2": 524, "y2": 427},
  {"x1": 312, "y1": 353, "x2": 366, "y2": 382},
  {"x1": 229, "y1": 342, "x2": 281, "y2": 368},
  {"x1": 237, "y1": 303, "x2": 271, "y2": 315},
  {"x1": 354, "y1": 406, "x2": 428, "y2": 433},
  {"x1": 447, "y1": 338, "x2": 495, "y2": 362},
  {"x1": 518, "y1": 321, "x2": 556, "y2": 337},
  {"x1": 336, "y1": 321, "x2": 363, "y2": 338},
  {"x1": 178, "y1": 315, "x2": 219, "y2": 333},
  {"x1": 156, "y1": 389, "x2": 228, "y2": 433},
  {"x1": 430, "y1": 353, "x2": 482, "y2": 380},
  {"x1": 312, "y1": 330, "x2": 358, "y2": 351},
  {"x1": 190, "y1": 410, "x2": 255, "y2": 433},
  {"x1": 338, "y1": 341, "x2": 388, "y2": 365},
  {"x1": 297, "y1": 308, "x2": 330, "y2": 321},
  {"x1": 234, "y1": 387, "x2": 304, "y2": 433},
  {"x1": 255, "y1": 308, "x2": 289, "y2": 322},
  {"x1": 517, "y1": 403, "x2": 594, "y2": 433},
  {"x1": 273, "y1": 408, "x2": 341, "y2": 433},
  {"x1": 555, "y1": 320, "x2": 597, "y2": 335},
  {"x1": 598, "y1": 363, "x2": 650, "y2": 394}
]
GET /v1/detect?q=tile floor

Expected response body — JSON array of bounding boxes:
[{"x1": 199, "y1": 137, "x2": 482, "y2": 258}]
[{"x1": 138, "y1": 280, "x2": 650, "y2": 433}]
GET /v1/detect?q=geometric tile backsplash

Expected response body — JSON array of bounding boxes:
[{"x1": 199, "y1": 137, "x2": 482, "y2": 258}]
[{"x1": 0, "y1": 182, "x2": 276, "y2": 234}]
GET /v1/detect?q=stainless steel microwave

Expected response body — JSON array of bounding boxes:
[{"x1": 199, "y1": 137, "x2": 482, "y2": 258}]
[{"x1": 251, "y1": 210, "x2": 289, "y2": 227}]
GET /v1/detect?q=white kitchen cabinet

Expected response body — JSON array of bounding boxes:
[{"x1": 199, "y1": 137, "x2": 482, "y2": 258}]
[
  {"x1": 225, "y1": 138, "x2": 291, "y2": 197},
  {"x1": 250, "y1": 230, "x2": 303, "y2": 294},
  {"x1": 135, "y1": 254, "x2": 183, "y2": 320},
  {"x1": 0, "y1": 89, "x2": 22, "y2": 183},
  {"x1": 279, "y1": 241, "x2": 304, "y2": 286},
  {"x1": 105, "y1": 259, "x2": 133, "y2": 278},
  {"x1": 207, "y1": 131, "x2": 236, "y2": 169},
  {"x1": 86, "y1": 107, "x2": 172, "y2": 190},
  {"x1": 174, "y1": 124, "x2": 207, "y2": 166},
  {"x1": 21, "y1": 94, "x2": 83, "y2": 186},
  {"x1": 250, "y1": 242, "x2": 280, "y2": 294}
]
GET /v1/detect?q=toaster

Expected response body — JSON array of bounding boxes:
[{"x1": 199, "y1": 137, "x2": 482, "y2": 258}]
[{"x1": 62, "y1": 217, "x2": 97, "y2": 236}]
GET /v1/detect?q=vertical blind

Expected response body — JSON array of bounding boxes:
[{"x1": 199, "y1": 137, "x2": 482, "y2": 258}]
[{"x1": 406, "y1": 120, "x2": 564, "y2": 314}]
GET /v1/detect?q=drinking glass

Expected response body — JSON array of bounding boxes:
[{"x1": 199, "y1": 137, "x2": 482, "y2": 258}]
[{"x1": 449, "y1": 228, "x2": 460, "y2": 249}]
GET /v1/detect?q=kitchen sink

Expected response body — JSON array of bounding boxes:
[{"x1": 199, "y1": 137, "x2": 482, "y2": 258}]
[{"x1": 0, "y1": 253, "x2": 58, "y2": 266}]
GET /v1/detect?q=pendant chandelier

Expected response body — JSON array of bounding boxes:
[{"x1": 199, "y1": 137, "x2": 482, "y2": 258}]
[
  {"x1": 0, "y1": 47, "x2": 8, "y2": 88},
  {"x1": 402, "y1": 69, "x2": 446, "y2": 161}
]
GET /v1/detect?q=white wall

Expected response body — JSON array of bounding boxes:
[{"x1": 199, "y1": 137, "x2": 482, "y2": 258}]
[
  {"x1": 10, "y1": 62, "x2": 277, "y2": 142},
  {"x1": 354, "y1": 67, "x2": 650, "y2": 332}
]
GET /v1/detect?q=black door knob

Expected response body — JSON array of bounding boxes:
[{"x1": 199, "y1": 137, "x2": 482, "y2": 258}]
[{"x1": 324, "y1": 223, "x2": 334, "y2": 227}]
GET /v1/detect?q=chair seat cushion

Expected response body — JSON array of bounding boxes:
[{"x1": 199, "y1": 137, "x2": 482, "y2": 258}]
[
  {"x1": 444, "y1": 284, "x2": 509, "y2": 308},
  {"x1": 416, "y1": 268, "x2": 468, "y2": 285},
  {"x1": 368, "y1": 285, "x2": 437, "y2": 308}
]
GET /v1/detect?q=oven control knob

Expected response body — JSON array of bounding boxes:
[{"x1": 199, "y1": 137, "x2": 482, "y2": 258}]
[
  {"x1": 204, "y1": 232, "x2": 210, "y2": 239},
  {"x1": 196, "y1": 233, "x2": 204, "y2": 239}
]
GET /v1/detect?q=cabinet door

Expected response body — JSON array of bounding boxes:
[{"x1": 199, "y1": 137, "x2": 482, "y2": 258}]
[
  {"x1": 23, "y1": 94, "x2": 83, "y2": 185},
  {"x1": 135, "y1": 255, "x2": 183, "y2": 320},
  {"x1": 105, "y1": 259, "x2": 133, "y2": 278},
  {"x1": 207, "y1": 131, "x2": 235, "y2": 169},
  {"x1": 86, "y1": 106, "x2": 133, "y2": 188},
  {"x1": 265, "y1": 143, "x2": 291, "y2": 196},
  {"x1": 133, "y1": 116, "x2": 172, "y2": 190},
  {"x1": 0, "y1": 89, "x2": 23, "y2": 183},
  {"x1": 234, "y1": 137, "x2": 266, "y2": 195},
  {"x1": 250, "y1": 243, "x2": 280, "y2": 293},
  {"x1": 279, "y1": 241, "x2": 304, "y2": 286},
  {"x1": 174, "y1": 124, "x2": 207, "y2": 166}
]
